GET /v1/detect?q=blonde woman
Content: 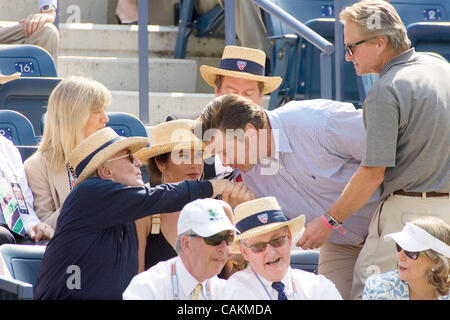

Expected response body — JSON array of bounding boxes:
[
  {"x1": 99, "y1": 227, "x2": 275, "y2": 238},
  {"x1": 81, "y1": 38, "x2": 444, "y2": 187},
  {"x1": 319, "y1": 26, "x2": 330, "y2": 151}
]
[
  {"x1": 134, "y1": 119, "x2": 205, "y2": 272},
  {"x1": 24, "y1": 76, "x2": 111, "y2": 230},
  {"x1": 363, "y1": 216, "x2": 450, "y2": 300}
]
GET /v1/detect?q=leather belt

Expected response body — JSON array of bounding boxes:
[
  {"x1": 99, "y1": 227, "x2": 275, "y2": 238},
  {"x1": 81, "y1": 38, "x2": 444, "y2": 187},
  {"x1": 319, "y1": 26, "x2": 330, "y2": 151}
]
[{"x1": 393, "y1": 190, "x2": 450, "y2": 198}]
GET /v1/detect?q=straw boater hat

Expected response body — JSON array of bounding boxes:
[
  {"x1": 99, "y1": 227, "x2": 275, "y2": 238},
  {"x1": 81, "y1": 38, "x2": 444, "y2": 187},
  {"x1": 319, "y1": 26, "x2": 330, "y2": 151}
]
[
  {"x1": 200, "y1": 45, "x2": 282, "y2": 94},
  {"x1": 67, "y1": 127, "x2": 148, "y2": 184},
  {"x1": 0, "y1": 72, "x2": 20, "y2": 85},
  {"x1": 230, "y1": 197, "x2": 305, "y2": 254},
  {"x1": 135, "y1": 119, "x2": 206, "y2": 165}
]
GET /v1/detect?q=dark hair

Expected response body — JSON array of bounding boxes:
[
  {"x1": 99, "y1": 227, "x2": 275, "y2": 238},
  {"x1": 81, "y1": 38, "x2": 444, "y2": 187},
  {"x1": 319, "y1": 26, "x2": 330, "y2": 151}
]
[
  {"x1": 146, "y1": 152, "x2": 170, "y2": 186},
  {"x1": 214, "y1": 74, "x2": 265, "y2": 94},
  {"x1": 195, "y1": 94, "x2": 267, "y2": 140}
]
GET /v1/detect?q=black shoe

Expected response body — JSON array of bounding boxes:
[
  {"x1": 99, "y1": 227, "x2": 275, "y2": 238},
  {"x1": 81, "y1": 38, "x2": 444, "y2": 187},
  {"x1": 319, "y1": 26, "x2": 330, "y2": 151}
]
[{"x1": 115, "y1": 14, "x2": 138, "y2": 25}]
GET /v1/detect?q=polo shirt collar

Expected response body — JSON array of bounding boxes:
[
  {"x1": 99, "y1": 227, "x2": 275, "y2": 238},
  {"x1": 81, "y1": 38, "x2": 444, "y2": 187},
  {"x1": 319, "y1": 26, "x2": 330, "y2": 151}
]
[{"x1": 380, "y1": 48, "x2": 415, "y2": 77}]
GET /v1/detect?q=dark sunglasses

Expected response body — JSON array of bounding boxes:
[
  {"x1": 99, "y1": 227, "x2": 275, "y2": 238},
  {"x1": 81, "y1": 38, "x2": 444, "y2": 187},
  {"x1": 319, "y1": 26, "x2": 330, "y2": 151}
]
[
  {"x1": 396, "y1": 243, "x2": 420, "y2": 260},
  {"x1": 106, "y1": 153, "x2": 136, "y2": 164},
  {"x1": 345, "y1": 37, "x2": 375, "y2": 56},
  {"x1": 191, "y1": 232, "x2": 234, "y2": 246},
  {"x1": 245, "y1": 234, "x2": 287, "y2": 253}
]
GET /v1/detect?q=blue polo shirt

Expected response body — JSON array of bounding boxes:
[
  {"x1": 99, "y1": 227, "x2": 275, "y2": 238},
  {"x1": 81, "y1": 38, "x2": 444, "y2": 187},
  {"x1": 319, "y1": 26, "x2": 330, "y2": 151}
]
[{"x1": 34, "y1": 177, "x2": 213, "y2": 300}]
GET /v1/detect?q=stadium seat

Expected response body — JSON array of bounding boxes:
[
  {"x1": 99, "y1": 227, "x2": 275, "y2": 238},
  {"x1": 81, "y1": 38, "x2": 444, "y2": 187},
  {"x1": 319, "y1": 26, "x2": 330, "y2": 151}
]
[
  {"x1": 268, "y1": 17, "x2": 364, "y2": 108},
  {"x1": 290, "y1": 250, "x2": 319, "y2": 274},
  {"x1": 0, "y1": 77, "x2": 62, "y2": 135},
  {"x1": 0, "y1": 244, "x2": 45, "y2": 287},
  {"x1": 0, "y1": 44, "x2": 57, "y2": 78},
  {"x1": 106, "y1": 112, "x2": 148, "y2": 138},
  {"x1": 174, "y1": 0, "x2": 224, "y2": 58},
  {"x1": 407, "y1": 22, "x2": 450, "y2": 61},
  {"x1": 0, "y1": 110, "x2": 39, "y2": 160},
  {"x1": 0, "y1": 276, "x2": 34, "y2": 300},
  {"x1": 390, "y1": 0, "x2": 450, "y2": 26},
  {"x1": 0, "y1": 110, "x2": 38, "y2": 146}
]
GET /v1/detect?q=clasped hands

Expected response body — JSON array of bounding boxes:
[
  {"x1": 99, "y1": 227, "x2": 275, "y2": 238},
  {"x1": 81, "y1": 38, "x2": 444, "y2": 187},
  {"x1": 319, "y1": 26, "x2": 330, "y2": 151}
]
[{"x1": 210, "y1": 180, "x2": 256, "y2": 208}]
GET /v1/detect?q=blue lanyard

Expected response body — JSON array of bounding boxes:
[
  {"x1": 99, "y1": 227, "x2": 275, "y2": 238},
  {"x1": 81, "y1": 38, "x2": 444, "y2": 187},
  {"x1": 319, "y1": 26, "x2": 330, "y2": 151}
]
[
  {"x1": 171, "y1": 262, "x2": 211, "y2": 300},
  {"x1": 253, "y1": 270, "x2": 297, "y2": 300}
]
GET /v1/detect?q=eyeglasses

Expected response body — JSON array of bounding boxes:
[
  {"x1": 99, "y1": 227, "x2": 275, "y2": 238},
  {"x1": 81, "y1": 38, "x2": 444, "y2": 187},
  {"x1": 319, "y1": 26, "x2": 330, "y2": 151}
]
[
  {"x1": 396, "y1": 243, "x2": 420, "y2": 260},
  {"x1": 345, "y1": 37, "x2": 375, "y2": 56},
  {"x1": 106, "y1": 153, "x2": 136, "y2": 164},
  {"x1": 190, "y1": 232, "x2": 235, "y2": 246},
  {"x1": 244, "y1": 234, "x2": 287, "y2": 253}
]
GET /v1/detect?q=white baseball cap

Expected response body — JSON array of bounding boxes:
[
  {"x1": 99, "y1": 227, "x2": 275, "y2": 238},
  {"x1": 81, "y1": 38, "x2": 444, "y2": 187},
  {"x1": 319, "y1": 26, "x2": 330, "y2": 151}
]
[
  {"x1": 177, "y1": 198, "x2": 238, "y2": 237},
  {"x1": 384, "y1": 222, "x2": 450, "y2": 258}
]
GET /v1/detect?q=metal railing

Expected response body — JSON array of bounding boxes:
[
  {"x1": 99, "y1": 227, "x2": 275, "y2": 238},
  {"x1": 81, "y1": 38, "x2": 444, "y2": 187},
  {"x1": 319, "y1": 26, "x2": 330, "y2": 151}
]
[
  {"x1": 137, "y1": 0, "x2": 149, "y2": 125},
  {"x1": 252, "y1": 0, "x2": 335, "y2": 100}
]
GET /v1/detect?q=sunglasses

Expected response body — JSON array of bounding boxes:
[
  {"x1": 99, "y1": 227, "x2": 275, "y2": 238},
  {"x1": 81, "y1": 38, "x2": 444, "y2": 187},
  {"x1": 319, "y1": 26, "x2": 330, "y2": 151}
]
[
  {"x1": 396, "y1": 243, "x2": 420, "y2": 260},
  {"x1": 245, "y1": 234, "x2": 287, "y2": 253},
  {"x1": 345, "y1": 37, "x2": 375, "y2": 56},
  {"x1": 106, "y1": 153, "x2": 136, "y2": 164},
  {"x1": 190, "y1": 232, "x2": 234, "y2": 246}
]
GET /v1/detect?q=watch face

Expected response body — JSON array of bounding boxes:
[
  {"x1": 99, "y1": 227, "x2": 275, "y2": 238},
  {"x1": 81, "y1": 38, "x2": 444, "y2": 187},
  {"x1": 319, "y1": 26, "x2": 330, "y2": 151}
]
[{"x1": 328, "y1": 219, "x2": 337, "y2": 227}]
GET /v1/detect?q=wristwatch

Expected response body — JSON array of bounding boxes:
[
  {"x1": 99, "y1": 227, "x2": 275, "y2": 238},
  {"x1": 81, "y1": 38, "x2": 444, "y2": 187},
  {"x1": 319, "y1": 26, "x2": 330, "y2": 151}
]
[
  {"x1": 40, "y1": 4, "x2": 56, "y2": 13},
  {"x1": 324, "y1": 211, "x2": 341, "y2": 228}
]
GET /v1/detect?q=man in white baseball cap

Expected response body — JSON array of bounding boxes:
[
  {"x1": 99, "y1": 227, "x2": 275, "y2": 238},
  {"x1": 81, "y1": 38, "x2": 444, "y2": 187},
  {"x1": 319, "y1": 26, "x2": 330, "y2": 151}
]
[{"x1": 123, "y1": 198, "x2": 237, "y2": 300}]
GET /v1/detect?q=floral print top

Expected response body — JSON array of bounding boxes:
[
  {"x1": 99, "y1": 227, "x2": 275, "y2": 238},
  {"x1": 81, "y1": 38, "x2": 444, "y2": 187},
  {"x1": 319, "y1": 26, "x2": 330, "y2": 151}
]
[{"x1": 363, "y1": 270, "x2": 450, "y2": 300}]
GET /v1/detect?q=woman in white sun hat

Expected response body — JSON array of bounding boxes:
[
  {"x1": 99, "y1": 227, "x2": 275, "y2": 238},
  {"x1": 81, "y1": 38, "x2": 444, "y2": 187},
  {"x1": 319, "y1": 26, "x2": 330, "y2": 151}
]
[{"x1": 363, "y1": 216, "x2": 450, "y2": 300}]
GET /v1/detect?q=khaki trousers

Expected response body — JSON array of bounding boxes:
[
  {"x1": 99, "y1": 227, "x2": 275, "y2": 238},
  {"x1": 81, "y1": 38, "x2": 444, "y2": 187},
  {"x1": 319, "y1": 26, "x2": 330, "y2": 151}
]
[
  {"x1": 319, "y1": 241, "x2": 363, "y2": 300},
  {"x1": 0, "y1": 23, "x2": 59, "y2": 66},
  {"x1": 350, "y1": 194, "x2": 450, "y2": 300}
]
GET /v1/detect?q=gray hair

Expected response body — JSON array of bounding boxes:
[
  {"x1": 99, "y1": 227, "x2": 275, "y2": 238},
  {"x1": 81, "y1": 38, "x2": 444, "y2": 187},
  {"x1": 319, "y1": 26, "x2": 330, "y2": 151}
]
[
  {"x1": 175, "y1": 230, "x2": 197, "y2": 255},
  {"x1": 340, "y1": 0, "x2": 410, "y2": 52}
]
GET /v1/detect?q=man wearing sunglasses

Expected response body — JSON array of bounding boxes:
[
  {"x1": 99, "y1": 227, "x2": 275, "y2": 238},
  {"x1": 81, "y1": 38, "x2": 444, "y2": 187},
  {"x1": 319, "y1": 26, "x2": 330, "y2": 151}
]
[
  {"x1": 123, "y1": 198, "x2": 237, "y2": 299},
  {"x1": 223, "y1": 197, "x2": 342, "y2": 300},
  {"x1": 332, "y1": 0, "x2": 450, "y2": 300}
]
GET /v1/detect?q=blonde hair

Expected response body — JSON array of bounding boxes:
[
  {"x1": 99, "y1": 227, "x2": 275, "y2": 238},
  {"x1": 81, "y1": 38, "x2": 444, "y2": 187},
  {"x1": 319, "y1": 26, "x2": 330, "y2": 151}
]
[
  {"x1": 38, "y1": 76, "x2": 112, "y2": 170},
  {"x1": 340, "y1": 0, "x2": 410, "y2": 52},
  {"x1": 412, "y1": 216, "x2": 450, "y2": 297}
]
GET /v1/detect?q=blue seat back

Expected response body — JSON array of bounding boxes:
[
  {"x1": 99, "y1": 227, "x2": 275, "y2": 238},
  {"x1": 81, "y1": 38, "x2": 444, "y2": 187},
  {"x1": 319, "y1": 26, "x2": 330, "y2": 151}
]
[
  {"x1": 0, "y1": 77, "x2": 62, "y2": 135},
  {"x1": 390, "y1": 0, "x2": 450, "y2": 25},
  {"x1": 106, "y1": 112, "x2": 148, "y2": 138},
  {"x1": 0, "y1": 276, "x2": 34, "y2": 300},
  {"x1": 0, "y1": 110, "x2": 37, "y2": 146},
  {"x1": 0, "y1": 44, "x2": 57, "y2": 78},
  {"x1": 407, "y1": 22, "x2": 450, "y2": 61},
  {"x1": 290, "y1": 250, "x2": 319, "y2": 274},
  {"x1": 0, "y1": 244, "x2": 46, "y2": 287},
  {"x1": 0, "y1": 110, "x2": 39, "y2": 160}
]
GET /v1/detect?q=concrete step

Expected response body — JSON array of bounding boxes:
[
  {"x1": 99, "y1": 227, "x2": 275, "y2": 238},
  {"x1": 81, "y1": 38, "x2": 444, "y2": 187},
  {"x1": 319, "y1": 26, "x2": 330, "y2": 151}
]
[
  {"x1": 59, "y1": 23, "x2": 225, "y2": 58},
  {"x1": 109, "y1": 91, "x2": 270, "y2": 127},
  {"x1": 58, "y1": 56, "x2": 197, "y2": 92},
  {"x1": 57, "y1": 23, "x2": 224, "y2": 93}
]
